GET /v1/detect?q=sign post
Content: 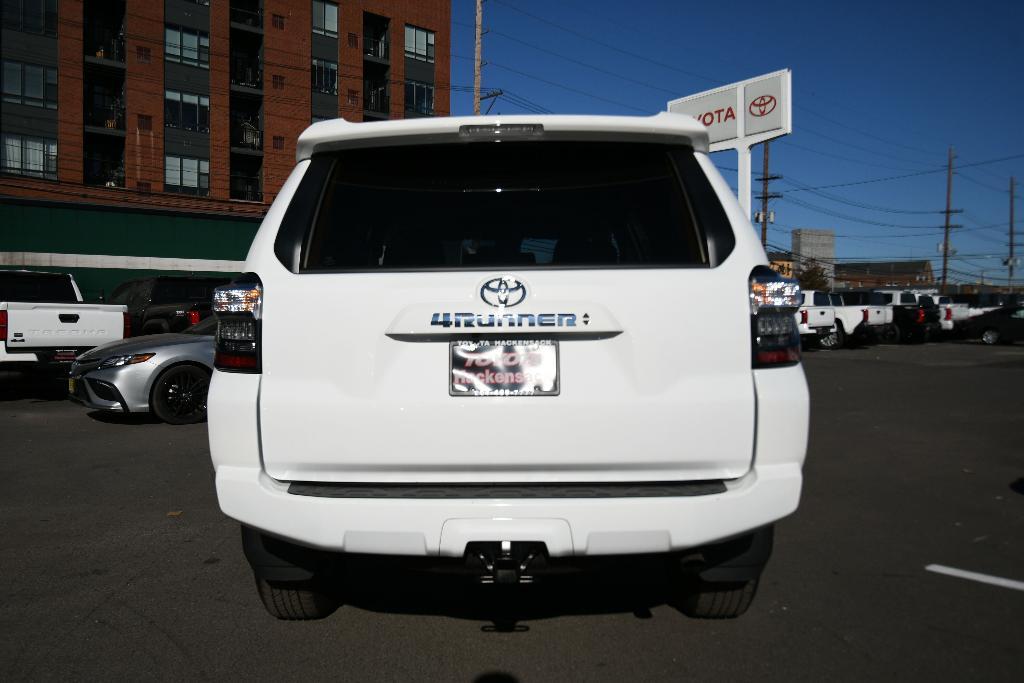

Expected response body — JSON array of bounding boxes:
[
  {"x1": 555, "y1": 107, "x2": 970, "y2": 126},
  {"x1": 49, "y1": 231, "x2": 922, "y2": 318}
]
[{"x1": 668, "y1": 69, "x2": 792, "y2": 219}]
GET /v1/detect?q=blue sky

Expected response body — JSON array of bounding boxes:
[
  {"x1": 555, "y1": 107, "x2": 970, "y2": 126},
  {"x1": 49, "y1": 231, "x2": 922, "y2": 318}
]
[{"x1": 448, "y1": 0, "x2": 1024, "y2": 284}]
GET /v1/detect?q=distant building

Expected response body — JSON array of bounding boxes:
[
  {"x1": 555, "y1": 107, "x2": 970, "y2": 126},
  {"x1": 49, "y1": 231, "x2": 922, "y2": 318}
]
[
  {"x1": 834, "y1": 261, "x2": 935, "y2": 289},
  {"x1": 792, "y1": 229, "x2": 835, "y2": 286},
  {"x1": 767, "y1": 252, "x2": 794, "y2": 278}
]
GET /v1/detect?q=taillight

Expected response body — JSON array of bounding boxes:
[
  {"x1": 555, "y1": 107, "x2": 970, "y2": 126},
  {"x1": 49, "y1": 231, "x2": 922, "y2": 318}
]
[
  {"x1": 187, "y1": 309, "x2": 201, "y2": 326},
  {"x1": 944, "y1": 307, "x2": 952, "y2": 321},
  {"x1": 915, "y1": 308, "x2": 926, "y2": 324},
  {"x1": 749, "y1": 266, "x2": 801, "y2": 368},
  {"x1": 800, "y1": 310, "x2": 808, "y2": 324},
  {"x1": 862, "y1": 308, "x2": 869, "y2": 323},
  {"x1": 122, "y1": 312, "x2": 131, "y2": 338},
  {"x1": 213, "y1": 274, "x2": 263, "y2": 373},
  {"x1": 0, "y1": 310, "x2": 7, "y2": 343}
]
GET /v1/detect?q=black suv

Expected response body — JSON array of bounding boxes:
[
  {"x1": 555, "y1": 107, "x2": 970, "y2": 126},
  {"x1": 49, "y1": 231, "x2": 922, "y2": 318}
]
[{"x1": 109, "y1": 276, "x2": 230, "y2": 336}]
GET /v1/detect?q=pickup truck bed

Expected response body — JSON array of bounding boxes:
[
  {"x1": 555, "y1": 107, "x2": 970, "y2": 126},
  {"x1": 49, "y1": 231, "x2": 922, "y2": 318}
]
[{"x1": 1, "y1": 271, "x2": 127, "y2": 368}]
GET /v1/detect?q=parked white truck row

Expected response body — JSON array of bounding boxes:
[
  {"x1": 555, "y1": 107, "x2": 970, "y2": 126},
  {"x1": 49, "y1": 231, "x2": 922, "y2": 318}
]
[{"x1": 795, "y1": 288, "x2": 980, "y2": 348}]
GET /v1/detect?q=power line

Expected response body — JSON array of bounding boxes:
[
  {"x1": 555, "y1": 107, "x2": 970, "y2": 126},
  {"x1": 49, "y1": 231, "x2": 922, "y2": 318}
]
[
  {"x1": 489, "y1": 0, "x2": 720, "y2": 86},
  {"x1": 781, "y1": 176, "x2": 947, "y2": 214},
  {"x1": 781, "y1": 196, "x2": 952, "y2": 229},
  {"x1": 452, "y1": 20, "x2": 679, "y2": 96},
  {"x1": 452, "y1": 54, "x2": 649, "y2": 113},
  {"x1": 779, "y1": 139, "x2": 937, "y2": 174}
]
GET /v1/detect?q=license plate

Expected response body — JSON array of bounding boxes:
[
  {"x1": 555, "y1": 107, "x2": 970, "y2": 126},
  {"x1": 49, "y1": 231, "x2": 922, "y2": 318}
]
[
  {"x1": 450, "y1": 340, "x2": 559, "y2": 396},
  {"x1": 68, "y1": 377, "x2": 76, "y2": 393}
]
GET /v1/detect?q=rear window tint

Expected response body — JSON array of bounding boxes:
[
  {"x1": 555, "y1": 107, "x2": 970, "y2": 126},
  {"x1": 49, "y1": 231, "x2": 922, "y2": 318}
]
[
  {"x1": 300, "y1": 142, "x2": 710, "y2": 271},
  {"x1": 900, "y1": 292, "x2": 917, "y2": 303},
  {"x1": 0, "y1": 272, "x2": 77, "y2": 303},
  {"x1": 813, "y1": 292, "x2": 830, "y2": 306}
]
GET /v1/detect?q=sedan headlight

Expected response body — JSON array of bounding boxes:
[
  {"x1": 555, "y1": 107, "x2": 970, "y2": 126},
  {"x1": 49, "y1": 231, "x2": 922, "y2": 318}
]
[{"x1": 99, "y1": 353, "x2": 155, "y2": 368}]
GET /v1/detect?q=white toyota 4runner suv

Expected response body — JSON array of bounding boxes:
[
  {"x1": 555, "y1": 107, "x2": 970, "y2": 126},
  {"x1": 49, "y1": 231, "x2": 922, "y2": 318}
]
[{"x1": 208, "y1": 113, "x2": 809, "y2": 621}]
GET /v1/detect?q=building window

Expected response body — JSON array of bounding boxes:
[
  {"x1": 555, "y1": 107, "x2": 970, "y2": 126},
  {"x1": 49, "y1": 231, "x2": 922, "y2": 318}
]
[
  {"x1": 405, "y1": 80, "x2": 434, "y2": 116},
  {"x1": 272, "y1": 14, "x2": 285, "y2": 30},
  {"x1": 273, "y1": 136, "x2": 285, "y2": 150},
  {"x1": 137, "y1": 114, "x2": 152, "y2": 132},
  {"x1": 164, "y1": 155, "x2": 209, "y2": 196},
  {"x1": 272, "y1": 74, "x2": 285, "y2": 90},
  {"x1": 2, "y1": 0, "x2": 57, "y2": 36},
  {"x1": 2, "y1": 60, "x2": 57, "y2": 109},
  {"x1": 164, "y1": 25, "x2": 210, "y2": 69},
  {"x1": 136, "y1": 46, "x2": 151, "y2": 64},
  {"x1": 311, "y1": 58, "x2": 338, "y2": 95},
  {"x1": 312, "y1": 115, "x2": 332, "y2": 124},
  {"x1": 1, "y1": 133, "x2": 57, "y2": 179},
  {"x1": 164, "y1": 90, "x2": 210, "y2": 132},
  {"x1": 312, "y1": 1, "x2": 338, "y2": 37},
  {"x1": 404, "y1": 25, "x2": 435, "y2": 63}
]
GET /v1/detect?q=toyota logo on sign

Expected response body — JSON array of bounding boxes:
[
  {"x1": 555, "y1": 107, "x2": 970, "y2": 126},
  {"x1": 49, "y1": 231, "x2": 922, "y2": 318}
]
[
  {"x1": 480, "y1": 277, "x2": 526, "y2": 308},
  {"x1": 748, "y1": 95, "x2": 777, "y2": 117}
]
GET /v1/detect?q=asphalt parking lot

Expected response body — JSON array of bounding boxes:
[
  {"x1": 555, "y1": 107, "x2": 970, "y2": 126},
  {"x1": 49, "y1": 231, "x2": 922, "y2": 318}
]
[{"x1": 2, "y1": 342, "x2": 1022, "y2": 681}]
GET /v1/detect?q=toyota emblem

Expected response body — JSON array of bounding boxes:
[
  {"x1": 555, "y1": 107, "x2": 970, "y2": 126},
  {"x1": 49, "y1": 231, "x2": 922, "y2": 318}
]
[
  {"x1": 480, "y1": 277, "x2": 526, "y2": 308},
  {"x1": 748, "y1": 95, "x2": 777, "y2": 118}
]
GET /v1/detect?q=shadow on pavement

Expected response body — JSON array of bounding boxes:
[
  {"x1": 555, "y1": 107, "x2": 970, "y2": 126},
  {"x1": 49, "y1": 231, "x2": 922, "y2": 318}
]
[
  {"x1": 0, "y1": 370, "x2": 70, "y2": 402},
  {"x1": 339, "y1": 556, "x2": 682, "y2": 631},
  {"x1": 86, "y1": 410, "x2": 161, "y2": 425}
]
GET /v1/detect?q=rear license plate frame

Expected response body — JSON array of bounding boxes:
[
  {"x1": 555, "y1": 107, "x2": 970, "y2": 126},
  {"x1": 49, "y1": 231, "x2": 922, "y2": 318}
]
[{"x1": 450, "y1": 339, "x2": 559, "y2": 397}]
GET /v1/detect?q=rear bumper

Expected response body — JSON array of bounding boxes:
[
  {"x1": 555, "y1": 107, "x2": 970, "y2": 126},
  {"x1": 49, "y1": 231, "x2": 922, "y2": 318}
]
[{"x1": 214, "y1": 462, "x2": 802, "y2": 558}]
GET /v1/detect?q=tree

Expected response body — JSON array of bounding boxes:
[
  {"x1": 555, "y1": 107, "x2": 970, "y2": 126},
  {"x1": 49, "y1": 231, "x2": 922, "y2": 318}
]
[{"x1": 798, "y1": 265, "x2": 831, "y2": 291}]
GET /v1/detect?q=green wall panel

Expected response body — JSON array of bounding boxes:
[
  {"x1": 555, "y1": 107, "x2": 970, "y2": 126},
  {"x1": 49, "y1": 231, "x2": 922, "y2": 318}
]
[{"x1": 0, "y1": 202, "x2": 261, "y2": 261}]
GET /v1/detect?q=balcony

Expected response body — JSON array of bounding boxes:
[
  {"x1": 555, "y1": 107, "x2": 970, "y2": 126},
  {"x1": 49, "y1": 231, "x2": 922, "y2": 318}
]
[
  {"x1": 231, "y1": 120, "x2": 263, "y2": 151},
  {"x1": 230, "y1": 173, "x2": 263, "y2": 202},
  {"x1": 84, "y1": 156, "x2": 125, "y2": 188},
  {"x1": 85, "y1": 29, "x2": 126, "y2": 63},
  {"x1": 230, "y1": 6, "x2": 262, "y2": 30},
  {"x1": 230, "y1": 59, "x2": 263, "y2": 90},
  {"x1": 363, "y1": 35, "x2": 389, "y2": 61},
  {"x1": 364, "y1": 81, "x2": 389, "y2": 115},
  {"x1": 85, "y1": 102, "x2": 126, "y2": 130}
]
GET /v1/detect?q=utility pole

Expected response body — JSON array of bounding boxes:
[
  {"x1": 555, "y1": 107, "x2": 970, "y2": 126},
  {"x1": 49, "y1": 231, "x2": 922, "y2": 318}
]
[
  {"x1": 754, "y1": 141, "x2": 782, "y2": 248},
  {"x1": 473, "y1": 0, "x2": 483, "y2": 115},
  {"x1": 940, "y1": 146, "x2": 955, "y2": 294},
  {"x1": 1010, "y1": 176, "x2": 1016, "y2": 291}
]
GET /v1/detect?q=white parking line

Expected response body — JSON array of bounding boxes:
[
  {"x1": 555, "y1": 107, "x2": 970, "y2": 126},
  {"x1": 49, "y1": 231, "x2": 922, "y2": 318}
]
[{"x1": 925, "y1": 564, "x2": 1024, "y2": 592}]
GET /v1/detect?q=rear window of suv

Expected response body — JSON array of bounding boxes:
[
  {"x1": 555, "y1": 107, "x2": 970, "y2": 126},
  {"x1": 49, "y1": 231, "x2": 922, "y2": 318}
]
[{"x1": 299, "y1": 142, "x2": 713, "y2": 271}]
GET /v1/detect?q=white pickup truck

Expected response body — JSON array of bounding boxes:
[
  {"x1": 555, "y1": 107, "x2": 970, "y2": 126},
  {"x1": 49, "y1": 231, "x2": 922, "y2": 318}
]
[
  {"x1": 1, "y1": 270, "x2": 127, "y2": 370},
  {"x1": 819, "y1": 292, "x2": 887, "y2": 348},
  {"x1": 931, "y1": 295, "x2": 969, "y2": 334},
  {"x1": 795, "y1": 289, "x2": 836, "y2": 344}
]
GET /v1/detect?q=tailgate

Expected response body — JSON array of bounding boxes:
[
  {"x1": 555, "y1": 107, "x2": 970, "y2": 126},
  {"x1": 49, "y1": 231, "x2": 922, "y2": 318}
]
[
  {"x1": 4, "y1": 302, "x2": 125, "y2": 349},
  {"x1": 257, "y1": 269, "x2": 755, "y2": 484},
  {"x1": 806, "y1": 306, "x2": 836, "y2": 328}
]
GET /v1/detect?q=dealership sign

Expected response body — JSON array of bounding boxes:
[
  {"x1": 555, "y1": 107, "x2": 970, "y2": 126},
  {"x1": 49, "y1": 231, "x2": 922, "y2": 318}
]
[
  {"x1": 667, "y1": 70, "x2": 792, "y2": 217},
  {"x1": 668, "y1": 69, "x2": 791, "y2": 151}
]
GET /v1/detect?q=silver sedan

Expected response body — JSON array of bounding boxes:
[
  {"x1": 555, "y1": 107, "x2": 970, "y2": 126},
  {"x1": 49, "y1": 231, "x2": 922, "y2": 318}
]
[{"x1": 68, "y1": 316, "x2": 215, "y2": 424}]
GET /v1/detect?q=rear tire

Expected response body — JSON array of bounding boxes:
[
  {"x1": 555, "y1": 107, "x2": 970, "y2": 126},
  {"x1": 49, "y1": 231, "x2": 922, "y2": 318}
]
[
  {"x1": 678, "y1": 578, "x2": 759, "y2": 619},
  {"x1": 256, "y1": 578, "x2": 340, "y2": 620},
  {"x1": 150, "y1": 365, "x2": 210, "y2": 424},
  {"x1": 821, "y1": 323, "x2": 846, "y2": 350}
]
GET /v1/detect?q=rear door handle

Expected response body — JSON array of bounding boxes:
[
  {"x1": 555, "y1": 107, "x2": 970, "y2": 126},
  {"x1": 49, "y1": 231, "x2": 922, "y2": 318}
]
[{"x1": 59, "y1": 314, "x2": 80, "y2": 323}]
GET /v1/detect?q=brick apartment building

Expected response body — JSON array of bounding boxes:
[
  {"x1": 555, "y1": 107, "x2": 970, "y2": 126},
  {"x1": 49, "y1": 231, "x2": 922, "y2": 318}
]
[
  {"x1": 833, "y1": 260, "x2": 935, "y2": 290},
  {"x1": 0, "y1": 0, "x2": 450, "y2": 298}
]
